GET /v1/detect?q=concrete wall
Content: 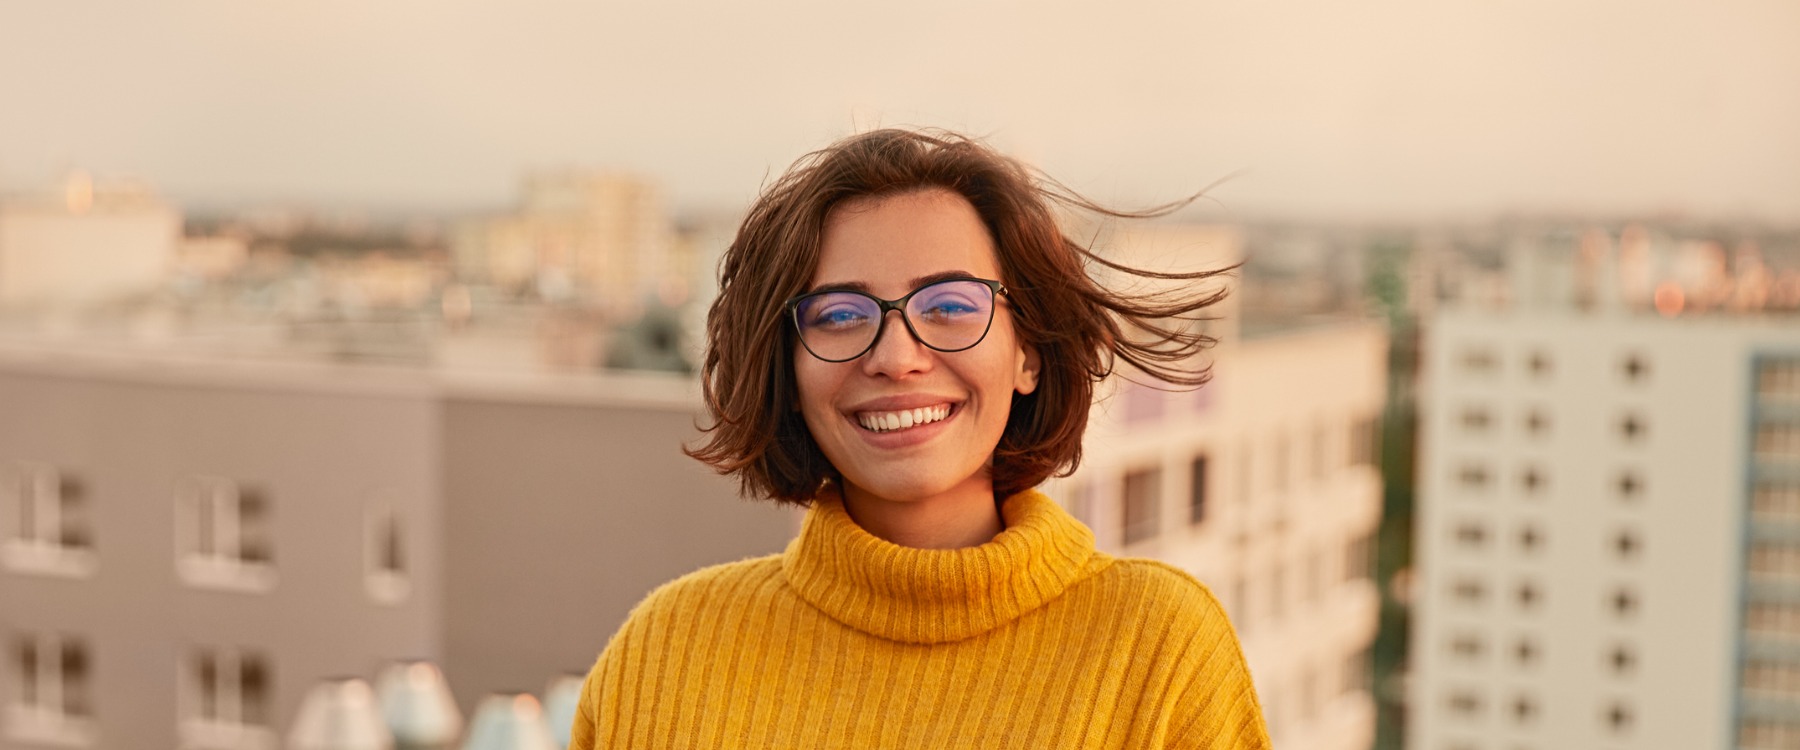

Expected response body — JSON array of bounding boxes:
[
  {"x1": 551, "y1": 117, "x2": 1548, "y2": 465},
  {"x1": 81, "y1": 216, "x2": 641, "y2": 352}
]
[
  {"x1": 439, "y1": 381, "x2": 799, "y2": 706},
  {"x1": 0, "y1": 357, "x2": 440, "y2": 750}
]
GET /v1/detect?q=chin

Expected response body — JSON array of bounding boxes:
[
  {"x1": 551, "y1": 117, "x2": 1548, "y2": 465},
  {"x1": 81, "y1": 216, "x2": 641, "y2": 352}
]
[{"x1": 842, "y1": 470, "x2": 984, "y2": 505}]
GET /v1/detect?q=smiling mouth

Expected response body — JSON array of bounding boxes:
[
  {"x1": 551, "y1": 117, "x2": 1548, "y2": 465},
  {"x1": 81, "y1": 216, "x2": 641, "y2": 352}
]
[{"x1": 855, "y1": 404, "x2": 954, "y2": 433}]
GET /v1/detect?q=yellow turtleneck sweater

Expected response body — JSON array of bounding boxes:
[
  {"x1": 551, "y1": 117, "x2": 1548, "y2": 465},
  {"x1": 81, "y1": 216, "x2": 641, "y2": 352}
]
[{"x1": 571, "y1": 488, "x2": 1270, "y2": 748}]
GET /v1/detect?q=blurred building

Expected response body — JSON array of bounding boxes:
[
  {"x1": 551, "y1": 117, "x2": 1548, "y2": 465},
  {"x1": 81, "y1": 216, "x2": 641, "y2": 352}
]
[
  {"x1": 450, "y1": 172, "x2": 690, "y2": 315},
  {"x1": 1411, "y1": 240, "x2": 1800, "y2": 749},
  {"x1": 0, "y1": 347, "x2": 795, "y2": 750},
  {"x1": 1050, "y1": 224, "x2": 1387, "y2": 750},
  {"x1": 0, "y1": 173, "x2": 180, "y2": 308}
]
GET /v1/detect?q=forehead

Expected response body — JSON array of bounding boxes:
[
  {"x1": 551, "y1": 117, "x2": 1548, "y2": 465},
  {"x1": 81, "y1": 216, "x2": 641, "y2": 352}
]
[{"x1": 812, "y1": 189, "x2": 1001, "y2": 292}]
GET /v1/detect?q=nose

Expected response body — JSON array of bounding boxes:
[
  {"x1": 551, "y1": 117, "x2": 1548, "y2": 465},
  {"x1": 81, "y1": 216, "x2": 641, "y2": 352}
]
[{"x1": 859, "y1": 309, "x2": 933, "y2": 377}]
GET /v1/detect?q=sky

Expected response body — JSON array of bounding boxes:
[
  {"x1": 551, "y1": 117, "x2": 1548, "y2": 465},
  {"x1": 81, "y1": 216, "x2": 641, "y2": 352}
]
[{"x1": 1, "y1": 0, "x2": 1797, "y2": 223}]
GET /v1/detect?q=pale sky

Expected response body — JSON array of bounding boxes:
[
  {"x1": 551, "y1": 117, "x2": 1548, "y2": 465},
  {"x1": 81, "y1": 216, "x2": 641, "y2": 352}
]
[{"x1": 2, "y1": 0, "x2": 1796, "y2": 222}]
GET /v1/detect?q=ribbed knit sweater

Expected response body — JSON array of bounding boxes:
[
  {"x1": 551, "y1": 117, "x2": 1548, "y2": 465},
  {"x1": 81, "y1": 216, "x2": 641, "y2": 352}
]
[{"x1": 571, "y1": 487, "x2": 1270, "y2": 749}]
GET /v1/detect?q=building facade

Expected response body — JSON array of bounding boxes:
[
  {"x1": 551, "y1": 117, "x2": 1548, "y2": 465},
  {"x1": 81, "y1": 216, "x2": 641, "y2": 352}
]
[
  {"x1": 1412, "y1": 307, "x2": 1800, "y2": 750},
  {"x1": 1048, "y1": 224, "x2": 1387, "y2": 750},
  {"x1": 0, "y1": 348, "x2": 795, "y2": 750}
]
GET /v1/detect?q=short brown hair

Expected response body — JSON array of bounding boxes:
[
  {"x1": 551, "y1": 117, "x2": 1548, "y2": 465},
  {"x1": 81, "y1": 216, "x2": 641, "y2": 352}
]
[{"x1": 687, "y1": 128, "x2": 1230, "y2": 504}]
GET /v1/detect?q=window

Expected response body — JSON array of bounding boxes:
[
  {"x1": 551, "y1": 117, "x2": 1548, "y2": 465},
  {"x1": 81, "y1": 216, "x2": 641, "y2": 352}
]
[
  {"x1": 1459, "y1": 406, "x2": 1493, "y2": 434},
  {"x1": 175, "y1": 476, "x2": 275, "y2": 592},
  {"x1": 1448, "y1": 634, "x2": 1484, "y2": 662},
  {"x1": 1453, "y1": 521, "x2": 1488, "y2": 551},
  {"x1": 1748, "y1": 602, "x2": 1800, "y2": 636},
  {"x1": 1456, "y1": 464, "x2": 1491, "y2": 492},
  {"x1": 1523, "y1": 409, "x2": 1551, "y2": 438},
  {"x1": 1515, "y1": 580, "x2": 1541, "y2": 611},
  {"x1": 180, "y1": 647, "x2": 274, "y2": 750},
  {"x1": 1608, "y1": 643, "x2": 1637, "y2": 677},
  {"x1": 1188, "y1": 455, "x2": 1209, "y2": 526},
  {"x1": 1511, "y1": 694, "x2": 1538, "y2": 724},
  {"x1": 1349, "y1": 417, "x2": 1378, "y2": 467},
  {"x1": 1446, "y1": 689, "x2": 1483, "y2": 718},
  {"x1": 1620, "y1": 352, "x2": 1650, "y2": 384},
  {"x1": 1065, "y1": 478, "x2": 1094, "y2": 525},
  {"x1": 6, "y1": 632, "x2": 94, "y2": 746},
  {"x1": 1519, "y1": 466, "x2": 1546, "y2": 496},
  {"x1": 1517, "y1": 524, "x2": 1543, "y2": 554},
  {"x1": 1514, "y1": 636, "x2": 1540, "y2": 667},
  {"x1": 1344, "y1": 533, "x2": 1372, "y2": 584},
  {"x1": 1340, "y1": 650, "x2": 1369, "y2": 697},
  {"x1": 365, "y1": 504, "x2": 411, "y2": 604},
  {"x1": 1603, "y1": 700, "x2": 1634, "y2": 735},
  {"x1": 1, "y1": 461, "x2": 95, "y2": 577},
  {"x1": 1451, "y1": 577, "x2": 1486, "y2": 607},
  {"x1": 1757, "y1": 359, "x2": 1800, "y2": 400},
  {"x1": 1753, "y1": 482, "x2": 1800, "y2": 524},
  {"x1": 1749, "y1": 543, "x2": 1800, "y2": 580},
  {"x1": 1121, "y1": 467, "x2": 1160, "y2": 545},
  {"x1": 1613, "y1": 529, "x2": 1641, "y2": 561},
  {"x1": 1755, "y1": 422, "x2": 1800, "y2": 462},
  {"x1": 1458, "y1": 346, "x2": 1498, "y2": 376},
  {"x1": 1610, "y1": 587, "x2": 1640, "y2": 619},
  {"x1": 1617, "y1": 412, "x2": 1647, "y2": 443},
  {"x1": 1526, "y1": 349, "x2": 1553, "y2": 379},
  {"x1": 1616, "y1": 470, "x2": 1643, "y2": 502},
  {"x1": 1741, "y1": 718, "x2": 1800, "y2": 750}
]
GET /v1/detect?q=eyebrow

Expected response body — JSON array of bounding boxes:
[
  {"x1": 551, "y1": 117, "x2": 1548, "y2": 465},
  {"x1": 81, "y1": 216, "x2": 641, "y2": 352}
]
[{"x1": 805, "y1": 270, "x2": 980, "y2": 296}]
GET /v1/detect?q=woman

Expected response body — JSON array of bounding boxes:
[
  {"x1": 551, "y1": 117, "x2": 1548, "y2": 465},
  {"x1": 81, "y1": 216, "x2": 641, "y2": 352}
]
[{"x1": 571, "y1": 129, "x2": 1269, "y2": 748}]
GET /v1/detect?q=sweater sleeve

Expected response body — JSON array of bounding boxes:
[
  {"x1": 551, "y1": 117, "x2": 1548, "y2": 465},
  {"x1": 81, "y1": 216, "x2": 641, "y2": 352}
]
[
  {"x1": 568, "y1": 644, "x2": 616, "y2": 750},
  {"x1": 1166, "y1": 584, "x2": 1272, "y2": 749}
]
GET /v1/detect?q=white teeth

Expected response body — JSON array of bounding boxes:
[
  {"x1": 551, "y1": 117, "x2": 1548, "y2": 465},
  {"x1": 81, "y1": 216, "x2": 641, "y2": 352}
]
[{"x1": 858, "y1": 405, "x2": 952, "y2": 433}]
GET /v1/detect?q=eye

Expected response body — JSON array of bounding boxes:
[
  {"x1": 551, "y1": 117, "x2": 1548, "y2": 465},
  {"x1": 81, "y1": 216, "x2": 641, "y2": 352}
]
[
  {"x1": 916, "y1": 293, "x2": 981, "y2": 323},
  {"x1": 806, "y1": 301, "x2": 873, "y2": 330}
]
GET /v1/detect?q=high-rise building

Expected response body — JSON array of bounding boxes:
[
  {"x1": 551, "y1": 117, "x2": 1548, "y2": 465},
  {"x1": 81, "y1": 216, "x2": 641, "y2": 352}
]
[{"x1": 1411, "y1": 244, "x2": 1800, "y2": 749}]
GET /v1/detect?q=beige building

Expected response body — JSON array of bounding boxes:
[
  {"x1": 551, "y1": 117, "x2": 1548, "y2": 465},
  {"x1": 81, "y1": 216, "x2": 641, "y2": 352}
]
[
  {"x1": 1048, "y1": 224, "x2": 1387, "y2": 750},
  {"x1": 0, "y1": 173, "x2": 180, "y2": 308},
  {"x1": 451, "y1": 172, "x2": 688, "y2": 316}
]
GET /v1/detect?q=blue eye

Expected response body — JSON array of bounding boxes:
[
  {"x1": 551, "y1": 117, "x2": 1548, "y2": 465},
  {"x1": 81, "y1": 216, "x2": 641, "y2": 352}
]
[
  {"x1": 916, "y1": 293, "x2": 981, "y2": 323},
  {"x1": 806, "y1": 301, "x2": 873, "y2": 330}
]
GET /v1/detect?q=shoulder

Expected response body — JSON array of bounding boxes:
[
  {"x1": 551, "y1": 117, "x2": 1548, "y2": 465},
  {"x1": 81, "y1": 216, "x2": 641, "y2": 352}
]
[
  {"x1": 621, "y1": 553, "x2": 787, "y2": 624},
  {"x1": 1084, "y1": 556, "x2": 1236, "y2": 635}
]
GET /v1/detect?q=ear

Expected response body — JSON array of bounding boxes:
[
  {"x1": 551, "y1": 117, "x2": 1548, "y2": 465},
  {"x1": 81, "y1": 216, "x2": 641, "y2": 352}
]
[{"x1": 1014, "y1": 342, "x2": 1041, "y2": 395}]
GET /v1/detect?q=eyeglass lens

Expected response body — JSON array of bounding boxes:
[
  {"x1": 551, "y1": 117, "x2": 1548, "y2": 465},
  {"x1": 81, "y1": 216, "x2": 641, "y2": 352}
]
[{"x1": 794, "y1": 279, "x2": 997, "y2": 361}]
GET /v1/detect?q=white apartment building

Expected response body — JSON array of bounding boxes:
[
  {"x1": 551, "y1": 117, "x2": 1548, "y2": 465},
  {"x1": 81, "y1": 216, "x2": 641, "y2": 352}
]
[
  {"x1": 1412, "y1": 300, "x2": 1800, "y2": 748},
  {"x1": 1050, "y1": 224, "x2": 1387, "y2": 750},
  {"x1": 0, "y1": 173, "x2": 180, "y2": 307}
]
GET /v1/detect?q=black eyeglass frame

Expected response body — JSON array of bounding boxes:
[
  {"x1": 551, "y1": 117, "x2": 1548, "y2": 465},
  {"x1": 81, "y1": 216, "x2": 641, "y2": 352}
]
[{"x1": 784, "y1": 277, "x2": 1010, "y2": 363}]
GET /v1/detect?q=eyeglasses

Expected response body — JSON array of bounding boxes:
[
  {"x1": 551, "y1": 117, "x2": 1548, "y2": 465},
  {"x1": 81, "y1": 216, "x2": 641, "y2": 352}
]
[{"x1": 785, "y1": 277, "x2": 1009, "y2": 362}]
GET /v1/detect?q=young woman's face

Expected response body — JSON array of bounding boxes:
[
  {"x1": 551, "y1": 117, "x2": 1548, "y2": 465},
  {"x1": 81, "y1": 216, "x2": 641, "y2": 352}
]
[{"x1": 794, "y1": 188, "x2": 1040, "y2": 506}]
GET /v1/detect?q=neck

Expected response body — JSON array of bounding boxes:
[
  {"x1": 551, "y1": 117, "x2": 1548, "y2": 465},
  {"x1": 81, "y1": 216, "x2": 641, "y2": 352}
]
[{"x1": 838, "y1": 477, "x2": 1004, "y2": 549}]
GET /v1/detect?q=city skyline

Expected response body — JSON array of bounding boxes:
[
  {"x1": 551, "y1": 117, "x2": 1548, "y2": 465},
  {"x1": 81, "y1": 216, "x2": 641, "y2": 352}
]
[{"x1": 2, "y1": 0, "x2": 1797, "y2": 222}]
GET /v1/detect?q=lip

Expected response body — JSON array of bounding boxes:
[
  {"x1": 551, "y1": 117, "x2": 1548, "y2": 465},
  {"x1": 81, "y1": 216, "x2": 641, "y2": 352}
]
[{"x1": 846, "y1": 394, "x2": 963, "y2": 413}]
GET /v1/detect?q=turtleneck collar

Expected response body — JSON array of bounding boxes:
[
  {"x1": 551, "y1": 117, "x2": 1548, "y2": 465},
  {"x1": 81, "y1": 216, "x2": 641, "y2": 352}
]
[{"x1": 781, "y1": 485, "x2": 1112, "y2": 645}]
